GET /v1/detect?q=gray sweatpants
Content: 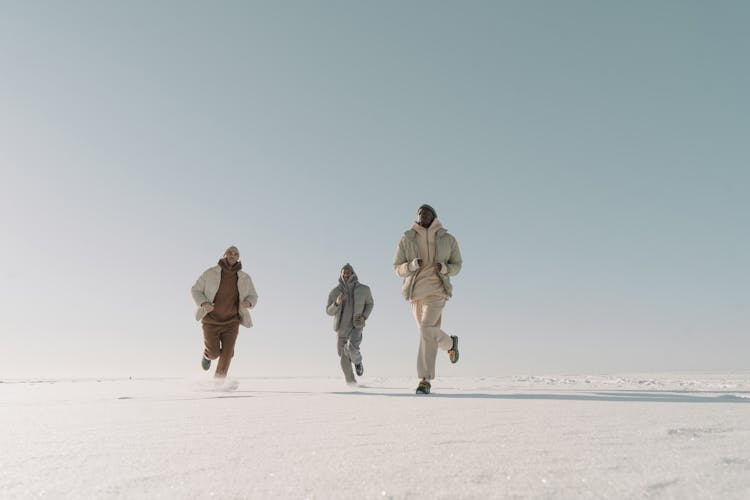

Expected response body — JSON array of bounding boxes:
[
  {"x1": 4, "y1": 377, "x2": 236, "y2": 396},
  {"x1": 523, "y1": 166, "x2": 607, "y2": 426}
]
[
  {"x1": 336, "y1": 327, "x2": 363, "y2": 383},
  {"x1": 412, "y1": 298, "x2": 453, "y2": 380}
]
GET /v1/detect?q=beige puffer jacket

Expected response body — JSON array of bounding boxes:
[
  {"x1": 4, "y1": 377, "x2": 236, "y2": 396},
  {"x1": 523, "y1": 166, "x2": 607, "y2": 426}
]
[{"x1": 393, "y1": 221, "x2": 462, "y2": 301}]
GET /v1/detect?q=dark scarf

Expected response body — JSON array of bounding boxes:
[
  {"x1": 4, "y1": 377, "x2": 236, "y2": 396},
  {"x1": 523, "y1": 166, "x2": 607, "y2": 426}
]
[{"x1": 338, "y1": 272, "x2": 359, "y2": 293}]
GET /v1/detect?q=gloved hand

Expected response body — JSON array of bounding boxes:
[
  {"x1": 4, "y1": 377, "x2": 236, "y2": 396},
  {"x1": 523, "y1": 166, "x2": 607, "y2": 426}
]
[{"x1": 354, "y1": 314, "x2": 365, "y2": 327}]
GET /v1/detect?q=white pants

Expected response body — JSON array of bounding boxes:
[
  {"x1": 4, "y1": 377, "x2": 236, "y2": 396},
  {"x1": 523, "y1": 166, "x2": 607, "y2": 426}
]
[{"x1": 412, "y1": 299, "x2": 453, "y2": 380}]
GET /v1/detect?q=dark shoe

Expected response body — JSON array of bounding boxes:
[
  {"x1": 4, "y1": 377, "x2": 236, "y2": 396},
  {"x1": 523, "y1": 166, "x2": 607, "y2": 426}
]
[
  {"x1": 201, "y1": 357, "x2": 211, "y2": 371},
  {"x1": 416, "y1": 379, "x2": 431, "y2": 394},
  {"x1": 355, "y1": 363, "x2": 364, "y2": 376},
  {"x1": 448, "y1": 335, "x2": 459, "y2": 364}
]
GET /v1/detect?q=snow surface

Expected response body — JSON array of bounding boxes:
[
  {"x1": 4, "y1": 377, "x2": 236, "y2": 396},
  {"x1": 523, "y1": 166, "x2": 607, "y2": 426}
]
[{"x1": 2, "y1": 374, "x2": 749, "y2": 499}]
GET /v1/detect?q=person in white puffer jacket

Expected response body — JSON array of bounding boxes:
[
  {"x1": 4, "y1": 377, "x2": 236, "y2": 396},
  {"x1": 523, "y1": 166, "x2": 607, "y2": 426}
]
[
  {"x1": 191, "y1": 246, "x2": 258, "y2": 378},
  {"x1": 393, "y1": 204, "x2": 462, "y2": 394}
]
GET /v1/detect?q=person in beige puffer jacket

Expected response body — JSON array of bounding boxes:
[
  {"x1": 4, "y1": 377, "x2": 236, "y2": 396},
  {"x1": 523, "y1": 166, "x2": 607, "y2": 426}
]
[{"x1": 393, "y1": 204, "x2": 462, "y2": 394}]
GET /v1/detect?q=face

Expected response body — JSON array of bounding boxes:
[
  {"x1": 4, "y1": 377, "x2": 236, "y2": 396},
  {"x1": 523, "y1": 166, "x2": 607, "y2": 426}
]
[
  {"x1": 417, "y1": 208, "x2": 435, "y2": 228},
  {"x1": 341, "y1": 268, "x2": 353, "y2": 280},
  {"x1": 224, "y1": 247, "x2": 240, "y2": 265}
]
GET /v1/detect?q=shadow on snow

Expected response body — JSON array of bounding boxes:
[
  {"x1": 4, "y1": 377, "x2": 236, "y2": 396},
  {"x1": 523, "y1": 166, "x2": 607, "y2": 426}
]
[{"x1": 329, "y1": 391, "x2": 750, "y2": 404}]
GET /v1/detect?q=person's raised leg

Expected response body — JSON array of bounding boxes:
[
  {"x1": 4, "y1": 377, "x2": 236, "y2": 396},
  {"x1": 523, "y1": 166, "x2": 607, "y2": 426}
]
[
  {"x1": 418, "y1": 299, "x2": 451, "y2": 381},
  {"x1": 346, "y1": 328, "x2": 363, "y2": 363},
  {"x1": 422, "y1": 300, "x2": 451, "y2": 348},
  {"x1": 202, "y1": 324, "x2": 221, "y2": 370}
]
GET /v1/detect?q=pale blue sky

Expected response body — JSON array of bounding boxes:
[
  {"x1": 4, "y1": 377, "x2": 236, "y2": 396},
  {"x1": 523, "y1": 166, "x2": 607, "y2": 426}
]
[{"x1": 1, "y1": 1, "x2": 748, "y2": 378}]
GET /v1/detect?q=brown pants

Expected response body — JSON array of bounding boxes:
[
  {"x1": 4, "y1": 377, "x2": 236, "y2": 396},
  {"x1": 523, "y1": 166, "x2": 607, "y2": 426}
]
[{"x1": 202, "y1": 322, "x2": 240, "y2": 378}]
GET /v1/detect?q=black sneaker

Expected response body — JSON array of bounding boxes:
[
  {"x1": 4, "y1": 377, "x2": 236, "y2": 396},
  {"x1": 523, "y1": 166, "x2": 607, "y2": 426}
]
[
  {"x1": 416, "y1": 379, "x2": 431, "y2": 394},
  {"x1": 355, "y1": 363, "x2": 364, "y2": 376},
  {"x1": 201, "y1": 357, "x2": 211, "y2": 371},
  {"x1": 448, "y1": 335, "x2": 459, "y2": 364}
]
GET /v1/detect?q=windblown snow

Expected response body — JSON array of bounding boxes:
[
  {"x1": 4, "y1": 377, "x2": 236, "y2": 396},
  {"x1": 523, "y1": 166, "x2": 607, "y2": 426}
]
[{"x1": 2, "y1": 374, "x2": 749, "y2": 499}]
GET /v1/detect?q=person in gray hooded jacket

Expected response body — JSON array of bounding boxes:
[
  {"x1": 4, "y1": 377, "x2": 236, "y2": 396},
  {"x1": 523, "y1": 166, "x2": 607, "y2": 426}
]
[{"x1": 326, "y1": 263, "x2": 374, "y2": 385}]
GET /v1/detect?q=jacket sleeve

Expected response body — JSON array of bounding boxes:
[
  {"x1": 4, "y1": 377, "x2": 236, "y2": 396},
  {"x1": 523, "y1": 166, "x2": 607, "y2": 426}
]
[
  {"x1": 362, "y1": 287, "x2": 374, "y2": 319},
  {"x1": 445, "y1": 236, "x2": 462, "y2": 277},
  {"x1": 242, "y1": 275, "x2": 259, "y2": 309},
  {"x1": 393, "y1": 238, "x2": 412, "y2": 278},
  {"x1": 326, "y1": 288, "x2": 341, "y2": 316},
  {"x1": 191, "y1": 271, "x2": 209, "y2": 306}
]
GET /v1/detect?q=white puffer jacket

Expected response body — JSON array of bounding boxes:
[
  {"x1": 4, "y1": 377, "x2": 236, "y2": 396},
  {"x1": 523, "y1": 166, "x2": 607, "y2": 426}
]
[{"x1": 191, "y1": 266, "x2": 258, "y2": 328}]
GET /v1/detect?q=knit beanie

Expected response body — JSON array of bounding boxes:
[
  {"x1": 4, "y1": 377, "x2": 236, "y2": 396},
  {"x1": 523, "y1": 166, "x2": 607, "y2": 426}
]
[{"x1": 418, "y1": 204, "x2": 437, "y2": 218}]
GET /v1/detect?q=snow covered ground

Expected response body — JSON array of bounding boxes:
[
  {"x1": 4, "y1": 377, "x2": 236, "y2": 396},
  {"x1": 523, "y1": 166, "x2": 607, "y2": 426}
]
[{"x1": 2, "y1": 373, "x2": 749, "y2": 499}]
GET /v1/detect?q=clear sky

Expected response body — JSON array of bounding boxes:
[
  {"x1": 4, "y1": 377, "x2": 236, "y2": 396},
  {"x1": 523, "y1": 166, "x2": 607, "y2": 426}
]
[{"x1": 1, "y1": 1, "x2": 748, "y2": 379}]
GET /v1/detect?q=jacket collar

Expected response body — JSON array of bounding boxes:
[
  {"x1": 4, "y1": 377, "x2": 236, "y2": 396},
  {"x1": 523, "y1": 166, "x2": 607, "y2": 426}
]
[
  {"x1": 212, "y1": 265, "x2": 246, "y2": 278},
  {"x1": 405, "y1": 225, "x2": 447, "y2": 240}
]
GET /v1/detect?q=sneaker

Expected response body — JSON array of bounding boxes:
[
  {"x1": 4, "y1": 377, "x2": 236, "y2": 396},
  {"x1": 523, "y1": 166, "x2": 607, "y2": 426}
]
[
  {"x1": 448, "y1": 335, "x2": 459, "y2": 363},
  {"x1": 355, "y1": 363, "x2": 364, "y2": 376},
  {"x1": 416, "y1": 379, "x2": 431, "y2": 394},
  {"x1": 201, "y1": 357, "x2": 211, "y2": 371}
]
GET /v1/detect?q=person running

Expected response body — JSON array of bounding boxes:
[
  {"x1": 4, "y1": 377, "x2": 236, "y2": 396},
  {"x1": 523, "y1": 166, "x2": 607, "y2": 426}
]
[
  {"x1": 326, "y1": 263, "x2": 374, "y2": 385},
  {"x1": 191, "y1": 246, "x2": 258, "y2": 378},
  {"x1": 393, "y1": 204, "x2": 462, "y2": 394}
]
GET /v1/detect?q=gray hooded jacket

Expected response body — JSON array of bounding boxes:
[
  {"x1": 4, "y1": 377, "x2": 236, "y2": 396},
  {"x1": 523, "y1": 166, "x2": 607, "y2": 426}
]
[{"x1": 326, "y1": 266, "x2": 374, "y2": 332}]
